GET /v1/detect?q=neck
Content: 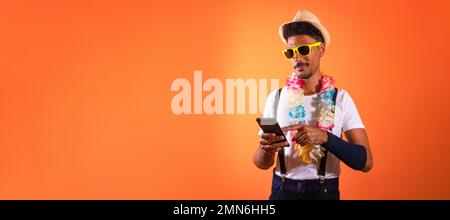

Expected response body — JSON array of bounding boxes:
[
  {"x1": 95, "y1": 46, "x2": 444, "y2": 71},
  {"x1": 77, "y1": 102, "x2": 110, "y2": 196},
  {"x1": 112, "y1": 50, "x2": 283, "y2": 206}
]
[{"x1": 302, "y1": 71, "x2": 322, "y2": 96}]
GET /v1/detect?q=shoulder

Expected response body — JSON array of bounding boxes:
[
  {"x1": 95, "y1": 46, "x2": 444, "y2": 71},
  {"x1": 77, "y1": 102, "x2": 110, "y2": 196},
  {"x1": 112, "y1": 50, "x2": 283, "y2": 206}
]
[
  {"x1": 266, "y1": 87, "x2": 285, "y2": 103},
  {"x1": 335, "y1": 88, "x2": 362, "y2": 114},
  {"x1": 336, "y1": 88, "x2": 363, "y2": 117},
  {"x1": 335, "y1": 88, "x2": 353, "y2": 105},
  {"x1": 335, "y1": 88, "x2": 365, "y2": 129},
  {"x1": 336, "y1": 88, "x2": 349, "y2": 98}
]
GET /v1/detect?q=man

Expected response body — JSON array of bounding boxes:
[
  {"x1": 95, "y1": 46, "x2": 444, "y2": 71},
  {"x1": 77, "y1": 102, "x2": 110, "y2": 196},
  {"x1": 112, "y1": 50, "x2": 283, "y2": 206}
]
[{"x1": 253, "y1": 10, "x2": 373, "y2": 200}]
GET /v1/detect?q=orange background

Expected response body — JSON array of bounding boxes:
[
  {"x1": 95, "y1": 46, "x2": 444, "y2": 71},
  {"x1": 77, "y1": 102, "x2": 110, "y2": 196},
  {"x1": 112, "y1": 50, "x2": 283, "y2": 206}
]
[{"x1": 1, "y1": 0, "x2": 450, "y2": 199}]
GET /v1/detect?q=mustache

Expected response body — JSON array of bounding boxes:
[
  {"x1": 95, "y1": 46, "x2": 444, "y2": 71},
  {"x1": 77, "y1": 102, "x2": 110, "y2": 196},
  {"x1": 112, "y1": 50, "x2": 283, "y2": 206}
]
[{"x1": 294, "y1": 62, "x2": 308, "y2": 68}]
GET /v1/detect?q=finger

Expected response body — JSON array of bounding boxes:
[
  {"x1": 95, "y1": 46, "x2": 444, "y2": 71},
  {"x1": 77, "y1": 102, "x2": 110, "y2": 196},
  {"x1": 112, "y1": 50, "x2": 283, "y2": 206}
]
[
  {"x1": 264, "y1": 135, "x2": 285, "y2": 144},
  {"x1": 274, "y1": 135, "x2": 285, "y2": 142},
  {"x1": 293, "y1": 126, "x2": 308, "y2": 140},
  {"x1": 281, "y1": 124, "x2": 298, "y2": 132},
  {"x1": 260, "y1": 135, "x2": 283, "y2": 145},
  {"x1": 302, "y1": 137, "x2": 313, "y2": 146},
  {"x1": 261, "y1": 133, "x2": 276, "y2": 138},
  {"x1": 259, "y1": 138, "x2": 270, "y2": 145},
  {"x1": 298, "y1": 125, "x2": 308, "y2": 132},
  {"x1": 292, "y1": 130, "x2": 303, "y2": 141},
  {"x1": 299, "y1": 136, "x2": 313, "y2": 146},
  {"x1": 281, "y1": 124, "x2": 305, "y2": 132},
  {"x1": 262, "y1": 141, "x2": 288, "y2": 152},
  {"x1": 296, "y1": 133, "x2": 307, "y2": 145},
  {"x1": 260, "y1": 133, "x2": 276, "y2": 139},
  {"x1": 273, "y1": 141, "x2": 289, "y2": 148},
  {"x1": 261, "y1": 144, "x2": 278, "y2": 153}
]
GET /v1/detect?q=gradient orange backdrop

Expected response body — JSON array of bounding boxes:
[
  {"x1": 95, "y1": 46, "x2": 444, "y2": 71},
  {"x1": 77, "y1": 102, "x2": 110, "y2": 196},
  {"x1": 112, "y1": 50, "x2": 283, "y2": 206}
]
[{"x1": 1, "y1": 0, "x2": 450, "y2": 199}]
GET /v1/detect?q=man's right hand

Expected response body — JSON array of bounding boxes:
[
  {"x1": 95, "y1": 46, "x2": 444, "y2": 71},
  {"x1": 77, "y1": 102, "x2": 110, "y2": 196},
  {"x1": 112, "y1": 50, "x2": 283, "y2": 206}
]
[{"x1": 259, "y1": 133, "x2": 289, "y2": 156}]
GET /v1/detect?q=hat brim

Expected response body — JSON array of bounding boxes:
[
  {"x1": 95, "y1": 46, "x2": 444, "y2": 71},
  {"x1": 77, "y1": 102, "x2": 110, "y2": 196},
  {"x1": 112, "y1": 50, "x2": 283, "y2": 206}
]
[{"x1": 278, "y1": 20, "x2": 330, "y2": 47}]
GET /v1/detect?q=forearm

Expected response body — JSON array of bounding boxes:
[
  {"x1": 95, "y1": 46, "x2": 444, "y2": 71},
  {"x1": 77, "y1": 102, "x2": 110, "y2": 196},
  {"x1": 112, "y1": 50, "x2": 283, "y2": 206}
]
[
  {"x1": 323, "y1": 132, "x2": 367, "y2": 171},
  {"x1": 253, "y1": 147, "x2": 275, "y2": 170}
]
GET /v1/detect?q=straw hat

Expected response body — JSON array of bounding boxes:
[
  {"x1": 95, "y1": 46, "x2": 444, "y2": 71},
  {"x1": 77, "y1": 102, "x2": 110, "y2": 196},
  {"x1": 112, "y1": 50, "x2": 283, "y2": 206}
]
[{"x1": 279, "y1": 9, "x2": 330, "y2": 47}]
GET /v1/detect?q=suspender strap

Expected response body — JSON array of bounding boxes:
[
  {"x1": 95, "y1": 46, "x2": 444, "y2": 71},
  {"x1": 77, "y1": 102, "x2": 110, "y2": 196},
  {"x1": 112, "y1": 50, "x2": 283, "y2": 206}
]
[
  {"x1": 318, "y1": 88, "x2": 339, "y2": 182},
  {"x1": 273, "y1": 88, "x2": 286, "y2": 180}
]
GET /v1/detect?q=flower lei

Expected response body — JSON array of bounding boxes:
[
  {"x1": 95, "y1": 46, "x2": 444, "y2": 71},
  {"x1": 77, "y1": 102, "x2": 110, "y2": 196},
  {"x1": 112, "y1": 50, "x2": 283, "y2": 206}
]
[{"x1": 286, "y1": 73, "x2": 336, "y2": 163}]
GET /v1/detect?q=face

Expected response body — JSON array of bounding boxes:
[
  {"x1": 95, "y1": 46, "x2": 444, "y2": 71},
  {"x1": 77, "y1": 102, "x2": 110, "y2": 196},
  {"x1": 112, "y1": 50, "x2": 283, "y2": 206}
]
[{"x1": 286, "y1": 35, "x2": 325, "y2": 79}]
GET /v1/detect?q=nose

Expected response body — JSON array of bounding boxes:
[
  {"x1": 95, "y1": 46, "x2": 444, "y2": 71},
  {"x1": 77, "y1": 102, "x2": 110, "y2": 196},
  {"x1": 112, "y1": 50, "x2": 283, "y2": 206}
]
[{"x1": 294, "y1": 52, "x2": 306, "y2": 63}]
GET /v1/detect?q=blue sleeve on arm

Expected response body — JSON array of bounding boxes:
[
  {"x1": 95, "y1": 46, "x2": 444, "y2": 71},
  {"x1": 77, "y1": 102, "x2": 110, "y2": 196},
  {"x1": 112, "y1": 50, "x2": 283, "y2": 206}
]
[{"x1": 323, "y1": 132, "x2": 367, "y2": 171}]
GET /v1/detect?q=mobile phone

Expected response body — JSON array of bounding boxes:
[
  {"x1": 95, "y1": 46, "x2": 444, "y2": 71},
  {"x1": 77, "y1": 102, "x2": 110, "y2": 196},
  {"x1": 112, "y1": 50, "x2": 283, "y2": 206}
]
[{"x1": 256, "y1": 117, "x2": 288, "y2": 145}]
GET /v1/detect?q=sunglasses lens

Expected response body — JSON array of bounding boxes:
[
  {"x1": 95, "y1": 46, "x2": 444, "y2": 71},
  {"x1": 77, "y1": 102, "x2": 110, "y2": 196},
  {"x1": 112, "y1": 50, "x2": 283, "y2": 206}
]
[
  {"x1": 298, "y1": 46, "x2": 310, "y2": 56},
  {"x1": 283, "y1": 49, "x2": 294, "y2": 59}
]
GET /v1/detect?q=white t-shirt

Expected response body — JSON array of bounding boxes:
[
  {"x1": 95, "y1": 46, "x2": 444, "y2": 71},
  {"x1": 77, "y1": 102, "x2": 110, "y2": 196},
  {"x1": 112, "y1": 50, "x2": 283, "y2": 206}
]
[{"x1": 258, "y1": 86, "x2": 365, "y2": 180}]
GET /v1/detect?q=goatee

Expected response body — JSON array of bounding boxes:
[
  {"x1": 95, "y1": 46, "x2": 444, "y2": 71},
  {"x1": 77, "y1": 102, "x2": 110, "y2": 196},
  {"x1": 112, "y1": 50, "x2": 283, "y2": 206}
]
[{"x1": 297, "y1": 72, "x2": 313, "y2": 80}]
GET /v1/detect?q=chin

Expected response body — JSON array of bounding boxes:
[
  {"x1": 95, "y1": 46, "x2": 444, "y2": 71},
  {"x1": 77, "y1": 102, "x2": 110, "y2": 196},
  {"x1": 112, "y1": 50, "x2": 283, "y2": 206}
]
[
  {"x1": 294, "y1": 69, "x2": 304, "y2": 76},
  {"x1": 297, "y1": 72, "x2": 312, "y2": 80}
]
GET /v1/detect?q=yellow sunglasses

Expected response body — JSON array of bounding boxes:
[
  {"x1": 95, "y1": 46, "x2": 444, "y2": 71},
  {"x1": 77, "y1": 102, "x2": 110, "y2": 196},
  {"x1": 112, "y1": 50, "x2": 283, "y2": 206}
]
[{"x1": 282, "y1": 42, "x2": 322, "y2": 60}]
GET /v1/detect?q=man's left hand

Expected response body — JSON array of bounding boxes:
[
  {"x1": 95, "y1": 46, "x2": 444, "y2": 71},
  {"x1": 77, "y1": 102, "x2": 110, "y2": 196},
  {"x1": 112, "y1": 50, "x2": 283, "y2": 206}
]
[{"x1": 282, "y1": 124, "x2": 328, "y2": 146}]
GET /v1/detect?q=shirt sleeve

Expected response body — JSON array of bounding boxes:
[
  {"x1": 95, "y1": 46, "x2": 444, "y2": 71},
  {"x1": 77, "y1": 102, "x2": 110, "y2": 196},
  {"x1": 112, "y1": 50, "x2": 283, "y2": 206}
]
[
  {"x1": 257, "y1": 89, "x2": 277, "y2": 135},
  {"x1": 342, "y1": 91, "x2": 365, "y2": 132}
]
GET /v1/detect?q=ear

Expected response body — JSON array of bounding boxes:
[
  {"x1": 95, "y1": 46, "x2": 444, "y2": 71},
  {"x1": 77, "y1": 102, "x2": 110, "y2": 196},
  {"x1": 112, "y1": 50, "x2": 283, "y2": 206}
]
[{"x1": 319, "y1": 44, "x2": 326, "y2": 57}]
